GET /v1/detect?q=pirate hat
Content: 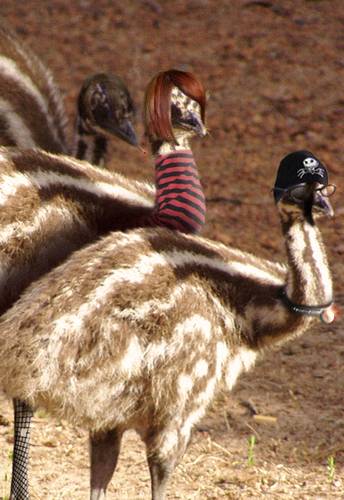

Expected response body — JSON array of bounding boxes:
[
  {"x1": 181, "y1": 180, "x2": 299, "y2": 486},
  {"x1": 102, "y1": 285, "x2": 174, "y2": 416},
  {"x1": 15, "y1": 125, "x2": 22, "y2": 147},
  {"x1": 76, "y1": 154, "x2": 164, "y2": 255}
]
[{"x1": 274, "y1": 150, "x2": 328, "y2": 203}]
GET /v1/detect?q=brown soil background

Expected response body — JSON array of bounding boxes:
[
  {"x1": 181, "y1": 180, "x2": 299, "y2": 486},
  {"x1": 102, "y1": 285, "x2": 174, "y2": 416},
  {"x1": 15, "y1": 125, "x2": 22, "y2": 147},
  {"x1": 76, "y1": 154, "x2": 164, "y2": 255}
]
[{"x1": 0, "y1": 1, "x2": 343, "y2": 498}]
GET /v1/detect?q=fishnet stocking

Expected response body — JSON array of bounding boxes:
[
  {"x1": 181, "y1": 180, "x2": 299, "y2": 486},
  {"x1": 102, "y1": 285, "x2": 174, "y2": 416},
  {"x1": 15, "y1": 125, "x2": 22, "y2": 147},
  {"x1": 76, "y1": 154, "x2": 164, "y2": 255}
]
[{"x1": 10, "y1": 399, "x2": 33, "y2": 500}]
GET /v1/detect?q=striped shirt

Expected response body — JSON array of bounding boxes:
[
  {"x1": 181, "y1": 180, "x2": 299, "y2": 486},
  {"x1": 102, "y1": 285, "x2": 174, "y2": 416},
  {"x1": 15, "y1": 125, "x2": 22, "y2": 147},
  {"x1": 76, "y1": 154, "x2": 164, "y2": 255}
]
[{"x1": 148, "y1": 150, "x2": 206, "y2": 233}]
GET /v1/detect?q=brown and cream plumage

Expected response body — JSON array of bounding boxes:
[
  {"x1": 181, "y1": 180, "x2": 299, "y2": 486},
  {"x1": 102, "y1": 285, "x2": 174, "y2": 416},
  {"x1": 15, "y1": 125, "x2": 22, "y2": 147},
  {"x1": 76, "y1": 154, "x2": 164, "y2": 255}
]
[
  {"x1": 0, "y1": 24, "x2": 138, "y2": 166},
  {"x1": 0, "y1": 70, "x2": 207, "y2": 315},
  {"x1": 0, "y1": 22, "x2": 67, "y2": 154},
  {"x1": 0, "y1": 25, "x2": 138, "y2": 498},
  {"x1": 0, "y1": 152, "x2": 336, "y2": 500},
  {"x1": 0, "y1": 68, "x2": 208, "y2": 499}
]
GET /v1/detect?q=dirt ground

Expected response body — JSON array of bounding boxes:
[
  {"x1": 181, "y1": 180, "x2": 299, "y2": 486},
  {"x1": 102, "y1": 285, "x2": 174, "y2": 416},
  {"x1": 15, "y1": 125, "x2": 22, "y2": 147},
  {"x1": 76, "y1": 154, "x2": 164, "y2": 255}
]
[{"x1": 0, "y1": 0, "x2": 343, "y2": 498}]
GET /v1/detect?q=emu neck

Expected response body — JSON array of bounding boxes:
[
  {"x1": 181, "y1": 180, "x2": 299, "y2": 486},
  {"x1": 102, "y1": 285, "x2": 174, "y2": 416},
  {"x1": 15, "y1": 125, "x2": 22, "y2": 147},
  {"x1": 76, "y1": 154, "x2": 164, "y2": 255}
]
[
  {"x1": 231, "y1": 211, "x2": 333, "y2": 351},
  {"x1": 282, "y1": 215, "x2": 332, "y2": 306},
  {"x1": 152, "y1": 129, "x2": 192, "y2": 156},
  {"x1": 72, "y1": 117, "x2": 107, "y2": 167}
]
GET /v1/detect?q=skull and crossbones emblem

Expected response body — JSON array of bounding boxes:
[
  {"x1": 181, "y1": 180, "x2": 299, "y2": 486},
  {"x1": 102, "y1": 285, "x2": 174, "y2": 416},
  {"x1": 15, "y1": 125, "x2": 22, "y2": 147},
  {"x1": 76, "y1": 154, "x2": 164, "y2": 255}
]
[{"x1": 297, "y1": 157, "x2": 324, "y2": 179}]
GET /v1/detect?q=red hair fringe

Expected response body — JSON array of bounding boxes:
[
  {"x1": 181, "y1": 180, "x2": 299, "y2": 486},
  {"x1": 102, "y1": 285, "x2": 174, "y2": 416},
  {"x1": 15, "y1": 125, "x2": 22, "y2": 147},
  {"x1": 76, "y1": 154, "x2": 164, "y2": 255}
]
[{"x1": 144, "y1": 69, "x2": 206, "y2": 143}]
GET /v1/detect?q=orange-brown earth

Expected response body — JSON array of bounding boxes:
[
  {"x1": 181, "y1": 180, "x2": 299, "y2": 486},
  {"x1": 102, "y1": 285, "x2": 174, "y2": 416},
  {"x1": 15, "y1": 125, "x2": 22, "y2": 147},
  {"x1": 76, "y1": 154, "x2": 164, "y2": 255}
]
[{"x1": 0, "y1": 1, "x2": 343, "y2": 498}]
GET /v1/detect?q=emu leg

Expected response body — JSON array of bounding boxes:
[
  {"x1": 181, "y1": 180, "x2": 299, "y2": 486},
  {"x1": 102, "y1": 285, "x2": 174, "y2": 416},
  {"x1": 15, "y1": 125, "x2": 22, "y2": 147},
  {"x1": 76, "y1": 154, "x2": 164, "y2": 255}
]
[
  {"x1": 147, "y1": 456, "x2": 173, "y2": 500},
  {"x1": 90, "y1": 429, "x2": 123, "y2": 500},
  {"x1": 146, "y1": 429, "x2": 189, "y2": 500},
  {"x1": 10, "y1": 399, "x2": 33, "y2": 500}
]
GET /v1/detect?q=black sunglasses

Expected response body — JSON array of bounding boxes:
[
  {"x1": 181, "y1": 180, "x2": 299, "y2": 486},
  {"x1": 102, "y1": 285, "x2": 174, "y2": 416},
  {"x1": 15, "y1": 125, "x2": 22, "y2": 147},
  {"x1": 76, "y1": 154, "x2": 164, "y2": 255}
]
[{"x1": 273, "y1": 183, "x2": 336, "y2": 203}]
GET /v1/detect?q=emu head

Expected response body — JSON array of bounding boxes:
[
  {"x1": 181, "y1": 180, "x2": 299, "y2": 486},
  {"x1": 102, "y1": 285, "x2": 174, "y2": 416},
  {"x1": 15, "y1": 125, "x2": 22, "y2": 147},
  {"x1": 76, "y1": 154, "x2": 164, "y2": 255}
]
[
  {"x1": 144, "y1": 69, "x2": 207, "y2": 148},
  {"x1": 170, "y1": 86, "x2": 207, "y2": 141},
  {"x1": 78, "y1": 73, "x2": 138, "y2": 146},
  {"x1": 274, "y1": 151, "x2": 335, "y2": 223},
  {"x1": 277, "y1": 182, "x2": 335, "y2": 224}
]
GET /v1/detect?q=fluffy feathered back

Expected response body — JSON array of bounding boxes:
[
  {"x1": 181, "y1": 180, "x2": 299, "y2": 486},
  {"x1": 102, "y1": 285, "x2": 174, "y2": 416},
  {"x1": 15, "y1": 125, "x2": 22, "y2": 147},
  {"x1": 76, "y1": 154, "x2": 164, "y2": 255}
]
[
  {"x1": 0, "y1": 22, "x2": 67, "y2": 153},
  {"x1": 144, "y1": 69, "x2": 206, "y2": 143}
]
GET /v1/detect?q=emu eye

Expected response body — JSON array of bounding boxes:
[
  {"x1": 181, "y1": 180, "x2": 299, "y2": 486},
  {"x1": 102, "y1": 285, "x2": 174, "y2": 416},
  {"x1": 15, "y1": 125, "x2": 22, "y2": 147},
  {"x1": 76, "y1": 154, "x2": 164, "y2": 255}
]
[{"x1": 184, "y1": 114, "x2": 198, "y2": 128}]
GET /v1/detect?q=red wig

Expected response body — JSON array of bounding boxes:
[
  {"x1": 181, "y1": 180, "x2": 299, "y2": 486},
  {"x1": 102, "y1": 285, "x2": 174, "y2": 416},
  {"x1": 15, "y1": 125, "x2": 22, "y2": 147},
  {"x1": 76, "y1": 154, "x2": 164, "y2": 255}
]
[{"x1": 144, "y1": 69, "x2": 206, "y2": 143}]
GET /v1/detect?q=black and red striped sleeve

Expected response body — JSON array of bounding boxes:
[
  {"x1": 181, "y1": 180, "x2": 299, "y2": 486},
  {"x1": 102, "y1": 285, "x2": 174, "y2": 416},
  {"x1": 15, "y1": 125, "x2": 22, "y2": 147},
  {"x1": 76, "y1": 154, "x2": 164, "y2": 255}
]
[{"x1": 147, "y1": 150, "x2": 206, "y2": 233}]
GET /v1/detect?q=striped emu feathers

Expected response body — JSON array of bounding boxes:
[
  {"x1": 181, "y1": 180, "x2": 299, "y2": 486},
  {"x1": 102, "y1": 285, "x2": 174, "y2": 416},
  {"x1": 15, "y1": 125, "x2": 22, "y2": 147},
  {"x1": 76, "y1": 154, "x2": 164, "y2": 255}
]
[
  {"x1": 0, "y1": 226, "x2": 291, "y2": 431},
  {"x1": 0, "y1": 142, "x2": 210, "y2": 316},
  {"x1": 0, "y1": 24, "x2": 67, "y2": 152},
  {"x1": 0, "y1": 147, "x2": 154, "y2": 313},
  {"x1": 0, "y1": 201, "x2": 333, "y2": 500}
]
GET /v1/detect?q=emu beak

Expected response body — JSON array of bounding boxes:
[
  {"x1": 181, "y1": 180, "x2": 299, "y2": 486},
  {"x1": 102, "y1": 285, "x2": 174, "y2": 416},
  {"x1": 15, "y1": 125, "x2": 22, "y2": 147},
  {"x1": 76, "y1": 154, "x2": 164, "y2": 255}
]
[
  {"x1": 189, "y1": 112, "x2": 207, "y2": 138},
  {"x1": 313, "y1": 191, "x2": 334, "y2": 217},
  {"x1": 116, "y1": 119, "x2": 139, "y2": 147}
]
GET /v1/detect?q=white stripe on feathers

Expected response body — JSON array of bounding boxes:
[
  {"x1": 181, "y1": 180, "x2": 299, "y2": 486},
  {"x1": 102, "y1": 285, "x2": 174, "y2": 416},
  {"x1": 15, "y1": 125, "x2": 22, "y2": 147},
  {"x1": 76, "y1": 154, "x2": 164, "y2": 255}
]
[
  {"x1": 0, "y1": 98, "x2": 36, "y2": 148},
  {"x1": 0, "y1": 56, "x2": 65, "y2": 149}
]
